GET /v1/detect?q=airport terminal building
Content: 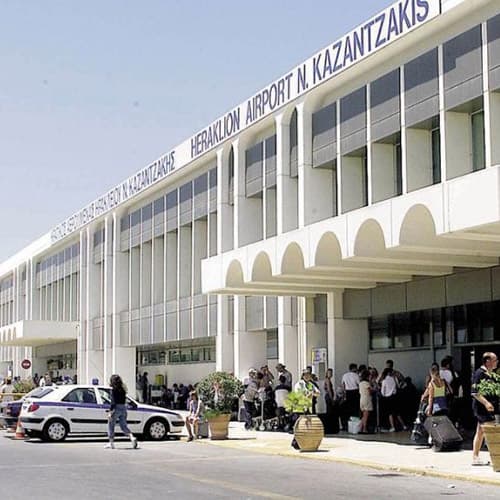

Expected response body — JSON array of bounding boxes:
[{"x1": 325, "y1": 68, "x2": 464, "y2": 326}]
[{"x1": 1, "y1": 0, "x2": 500, "y2": 394}]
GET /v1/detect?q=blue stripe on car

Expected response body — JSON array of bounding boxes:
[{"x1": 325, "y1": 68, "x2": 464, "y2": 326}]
[{"x1": 33, "y1": 400, "x2": 182, "y2": 418}]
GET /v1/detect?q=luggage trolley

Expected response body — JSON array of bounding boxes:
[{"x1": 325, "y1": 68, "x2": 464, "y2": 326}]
[{"x1": 252, "y1": 390, "x2": 278, "y2": 431}]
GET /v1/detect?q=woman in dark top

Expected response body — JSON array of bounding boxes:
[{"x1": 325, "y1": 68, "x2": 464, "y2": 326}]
[{"x1": 106, "y1": 374, "x2": 138, "y2": 449}]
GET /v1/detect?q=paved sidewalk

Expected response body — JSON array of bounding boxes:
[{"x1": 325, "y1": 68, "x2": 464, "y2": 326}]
[{"x1": 198, "y1": 422, "x2": 500, "y2": 486}]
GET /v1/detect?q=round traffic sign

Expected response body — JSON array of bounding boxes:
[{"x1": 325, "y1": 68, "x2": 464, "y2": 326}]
[{"x1": 21, "y1": 359, "x2": 31, "y2": 369}]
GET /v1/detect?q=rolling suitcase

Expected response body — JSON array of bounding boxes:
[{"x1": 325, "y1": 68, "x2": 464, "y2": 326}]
[{"x1": 424, "y1": 415, "x2": 463, "y2": 451}]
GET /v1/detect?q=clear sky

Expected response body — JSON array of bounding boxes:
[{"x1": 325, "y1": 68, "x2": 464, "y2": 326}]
[{"x1": 0, "y1": 0, "x2": 390, "y2": 263}]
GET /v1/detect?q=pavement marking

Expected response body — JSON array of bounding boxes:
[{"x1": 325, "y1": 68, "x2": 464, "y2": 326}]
[
  {"x1": 167, "y1": 471, "x2": 300, "y2": 500},
  {"x1": 0, "y1": 454, "x2": 265, "y2": 471}
]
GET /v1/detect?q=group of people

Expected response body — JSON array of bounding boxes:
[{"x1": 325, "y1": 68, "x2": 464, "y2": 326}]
[
  {"x1": 41, "y1": 349, "x2": 499, "y2": 464},
  {"x1": 135, "y1": 372, "x2": 194, "y2": 410},
  {"x1": 241, "y1": 363, "x2": 312, "y2": 431},
  {"x1": 333, "y1": 359, "x2": 416, "y2": 434}
]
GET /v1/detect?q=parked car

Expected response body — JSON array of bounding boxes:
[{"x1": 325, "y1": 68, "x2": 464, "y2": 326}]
[
  {"x1": 0, "y1": 387, "x2": 55, "y2": 429},
  {"x1": 19, "y1": 384, "x2": 185, "y2": 442}
]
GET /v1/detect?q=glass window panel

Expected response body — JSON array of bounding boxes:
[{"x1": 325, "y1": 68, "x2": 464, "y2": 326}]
[
  {"x1": 194, "y1": 173, "x2": 208, "y2": 195},
  {"x1": 393, "y1": 313, "x2": 412, "y2": 348},
  {"x1": 131, "y1": 210, "x2": 141, "y2": 227},
  {"x1": 142, "y1": 204, "x2": 153, "y2": 222},
  {"x1": 431, "y1": 125, "x2": 441, "y2": 184},
  {"x1": 180, "y1": 183, "x2": 192, "y2": 202},
  {"x1": 471, "y1": 110, "x2": 485, "y2": 171},
  {"x1": 209, "y1": 167, "x2": 217, "y2": 188},
  {"x1": 166, "y1": 190, "x2": 178, "y2": 209},
  {"x1": 154, "y1": 197, "x2": 165, "y2": 215}
]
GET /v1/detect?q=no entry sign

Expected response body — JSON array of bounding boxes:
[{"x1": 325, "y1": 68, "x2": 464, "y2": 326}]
[{"x1": 21, "y1": 359, "x2": 32, "y2": 370}]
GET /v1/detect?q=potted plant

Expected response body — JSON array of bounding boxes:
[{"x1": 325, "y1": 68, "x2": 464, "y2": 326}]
[
  {"x1": 284, "y1": 391, "x2": 324, "y2": 452},
  {"x1": 197, "y1": 371, "x2": 243, "y2": 440},
  {"x1": 478, "y1": 371, "x2": 500, "y2": 471}
]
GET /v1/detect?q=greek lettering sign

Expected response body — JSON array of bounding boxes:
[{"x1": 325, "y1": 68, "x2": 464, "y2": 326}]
[{"x1": 50, "y1": 0, "x2": 440, "y2": 244}]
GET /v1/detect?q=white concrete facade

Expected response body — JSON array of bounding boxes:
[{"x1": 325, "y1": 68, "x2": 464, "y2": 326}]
[{"x1": 1, "y1": 0, "x2": 500, "y2": 392}]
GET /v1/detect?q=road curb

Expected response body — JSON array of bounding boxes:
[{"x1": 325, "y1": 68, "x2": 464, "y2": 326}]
[{"x1": 198, "y1": 438, "x2": 500, "y2": 487}]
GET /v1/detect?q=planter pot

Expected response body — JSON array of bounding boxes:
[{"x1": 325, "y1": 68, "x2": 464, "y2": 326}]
[
  {"x1": 207, "y1": 413, "x2": 231, "y2": 440},
  {"x1": 481, "y1": 422, "x2": 500, "y2": 472},
  {"x1": 294, "y1": 414, "x2": 324, "y2": 452}
]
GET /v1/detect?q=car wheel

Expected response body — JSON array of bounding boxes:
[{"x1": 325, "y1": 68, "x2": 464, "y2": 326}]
[
  {"x1": 145, "y1": 418, "x2": 169, "y2": 440},
  {"x1": 43, "y1": 419, "x2": 69, "y2": 442}
]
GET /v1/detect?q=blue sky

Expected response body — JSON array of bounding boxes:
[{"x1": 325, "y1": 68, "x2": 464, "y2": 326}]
[{"x1": 0, "y1": 0, "x2": 390, "y2": 262}]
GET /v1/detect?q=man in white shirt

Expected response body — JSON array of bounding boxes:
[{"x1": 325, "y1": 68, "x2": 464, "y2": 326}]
[{"x1": 341, "y1": 364, "x2": 360, "y2": 431}]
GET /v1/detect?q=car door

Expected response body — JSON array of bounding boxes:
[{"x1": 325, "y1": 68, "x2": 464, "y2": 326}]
[
  {"x1": 97, "y1": 389, "x2": 143, "y2": 434},
  {"x1": 61, "y1": 387, "x2": 100, "y2": 433}
]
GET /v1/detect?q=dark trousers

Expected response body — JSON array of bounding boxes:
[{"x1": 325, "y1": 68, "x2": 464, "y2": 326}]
[
  {"x1": 243, "y1": 400, "x2": 256, "y2": 429},
  {"x1": 341, "y1": 390, "x2": 360, "y2": 430}
]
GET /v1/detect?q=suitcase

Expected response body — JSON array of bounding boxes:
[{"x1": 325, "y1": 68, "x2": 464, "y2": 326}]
[{"x1": 424, "y1": 415, "x2": 463, "y2": 451}]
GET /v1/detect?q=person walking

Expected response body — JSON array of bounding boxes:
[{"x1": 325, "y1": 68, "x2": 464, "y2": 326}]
[
  {"x1": 380, "y1": 367, "x2": 407, "y2": 432},
  {"x1": 359, "y1": 369, "x2": 373, "y2": 433},
  {"x1": 471, "y1": 352, "x2": 498, "y2": 466},
  {"x1": 106, "y1": 374, "x2": 138, "y2": 450},
  {"x1": 242, "y1": 369, "x2": 259, "y2": 430},
  {"x1": 425, "y1": 365, "x2": 449, "y2": 417}
]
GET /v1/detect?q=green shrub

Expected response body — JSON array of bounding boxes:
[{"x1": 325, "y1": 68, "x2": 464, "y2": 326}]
[
  {"x1": 13, "y1": 379, "x2": 36, "y2": 394},
  {"x1": 197, "y1": 371, "x2": 243, "y2": 417},
  {"x1": 284, "y1": 390, "x2": 313, "y2": 414},
  {"x1": 478, "y1": 371, "x2": 500, "y2": 399}
]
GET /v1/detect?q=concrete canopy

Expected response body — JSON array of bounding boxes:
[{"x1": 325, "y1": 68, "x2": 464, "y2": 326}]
[{"x1": 0, "y1": 321, "x2": 79, "y2": 347}]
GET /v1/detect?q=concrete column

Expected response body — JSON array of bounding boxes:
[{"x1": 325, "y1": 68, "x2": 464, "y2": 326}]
[
  {"x1": 327, "y1": 291, "x2": 369, "y2": 388},
  {"x1": 216, "y1": 294, "x2": 234, "y2": 373},
  {"x1": 152, "y1": 232, "x2": 165, "y2": 343},
  {"x1": 233, "y1": 295, "x2": 266, "y2": 380},
  {"x1": 82, "y1": 224, "x2": 105, "y2": 385},
  {"x1": 277, "y1": 296, "x2": 298, "y2": 384},
  {"x1": 297, "y1": 101, "x2": 333, "y2": 226},
  {"x1": 482, "y1": 21, "x2": 492, "y2": 169},
  {"x1": 192, "y1": 219, "x2": 207, "y2": 296},
  {"x1": 366, "y1": 82, "x2": 373, "y2": 206},
  {"x1": 400, "y1": 65, "x2": 408, "y2": 194},
  {"x1": 103, "y1": 216, "x2": 113, "y2": 383},
  {"x1": 233, "y1": 137, "x2": 262, "y2": 248},
  {"x1": 140, "y1": 239, "x2": 152, "y2": 344},
  {"x1": 14, "y1": 266, "x2": 21, "y2": 322},
  {"x1": 111, "y1": 209, "x2": 135, "y2": 388},
  {"x1": 24, "y1": 260, "x2": 31, "y2": 321},
  {"x1": 296, "y1": 296, "x2": 308, "y2": 375},
  {"x1": 275, "y1": 113, "x2": 298, "y2": 234},
  {"x1": 165, "y1": 232, "x2": 178, "y2": 302},
  {"x1": 217, "y1": 148, "x2": 234, "y2": 253}
]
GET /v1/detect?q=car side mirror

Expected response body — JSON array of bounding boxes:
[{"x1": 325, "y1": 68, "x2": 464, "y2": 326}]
[{"x1": 128, "y1": 401, "x2": 138, "y2": 410}]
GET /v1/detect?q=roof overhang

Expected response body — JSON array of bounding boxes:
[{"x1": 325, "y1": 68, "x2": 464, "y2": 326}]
[{"x1": 0, "y1": 321, "x2": 79, "y2": 347}]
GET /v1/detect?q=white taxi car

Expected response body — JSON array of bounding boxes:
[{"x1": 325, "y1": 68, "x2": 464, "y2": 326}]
[{"x1": 20, "y1": 384, "x2": 185, "y2": 442}]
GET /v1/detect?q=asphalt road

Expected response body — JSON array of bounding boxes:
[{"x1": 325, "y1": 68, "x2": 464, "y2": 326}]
[{"x1": 0, "y1": 434, "x2": 498, "y2": 499}]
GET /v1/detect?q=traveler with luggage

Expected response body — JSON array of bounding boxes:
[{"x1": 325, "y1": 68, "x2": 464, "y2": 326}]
[{"x1": 426, "y1": 365, "x2": 449, "y2": 417}]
